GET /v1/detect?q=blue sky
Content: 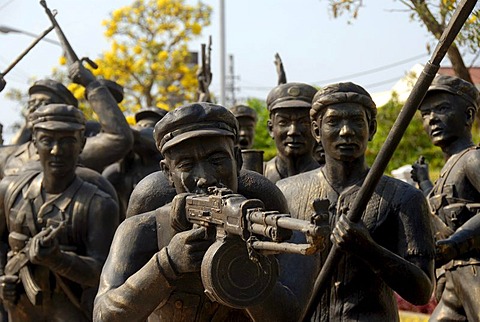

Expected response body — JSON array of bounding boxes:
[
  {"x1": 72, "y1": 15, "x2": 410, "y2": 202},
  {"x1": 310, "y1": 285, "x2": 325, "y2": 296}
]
[{"x1": 0, "y1": 0, "x2": 475, "y2": 142}]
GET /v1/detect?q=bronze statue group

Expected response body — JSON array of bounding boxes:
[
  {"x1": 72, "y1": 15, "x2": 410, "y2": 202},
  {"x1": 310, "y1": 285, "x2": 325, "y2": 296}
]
[{"x1": 1, "y1": 17, "x2": 480, "y2": 322}]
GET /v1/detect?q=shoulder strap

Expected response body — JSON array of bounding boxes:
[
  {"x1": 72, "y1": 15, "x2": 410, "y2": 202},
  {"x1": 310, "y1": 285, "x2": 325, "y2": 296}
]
[
  {"x1": 433, "y1": 147, "x2": 476, "y2": 196},
  {"x1": 72, "y1": 180, "x2": 98, "y2": 246},
  {"x1": 4, "y1": 171, "x2": 40, "y2": 231}
]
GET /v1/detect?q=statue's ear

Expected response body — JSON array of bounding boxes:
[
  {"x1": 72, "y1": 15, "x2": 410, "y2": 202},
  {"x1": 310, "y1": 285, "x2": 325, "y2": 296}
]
[
  {"x1": 311, "y1": 119, "x2": 321, "y2": 143},
  {"x1": 160, "y1": 159, "x2": 174, "y2": 187},
  {"x1": 466, "y1": 106, "x2": 475, "y2": 127},
  {"x1": 368, "y1": 119, "x2": 377, "y2": 141},
  {"x1": 234, "y1": 146, "x2": 243, "y2": 175},
  {"x1": 79, "y1": 136, "x2": 87, "y2": 153},
  {"x1": 267, "y1": 118, "x2": 274, "y2": 139}
]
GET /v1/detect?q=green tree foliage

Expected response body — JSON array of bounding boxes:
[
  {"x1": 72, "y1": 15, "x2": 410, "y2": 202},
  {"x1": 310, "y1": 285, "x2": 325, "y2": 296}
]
[
  {"x1": 69, "y1": 0, "x2": 212, "y2": 114},
  {"x1": 247, "y1": 98, "x2": 277, "y2": 161},
  {"x1": 367, "y1": 94, "x2": 444, "y2": 180}
]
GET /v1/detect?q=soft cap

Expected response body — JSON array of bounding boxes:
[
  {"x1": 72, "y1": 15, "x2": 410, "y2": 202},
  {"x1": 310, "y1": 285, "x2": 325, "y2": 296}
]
[
  {"x1": 29, "y1": 79, "x2": 78, "y2": 108},
  {"x1": 311, "y1": 82, "x2": 376, "y2": 120},
  {"x1": 154, "y1": 102, "x2": 238, "y2": 153},
  {"x1": 426, "y1": 74, "x2": 479, "y2": 111},
  {"x1": 229, "y1": 104, "x2": 257, "y2": 122},
  {"x1": 29, "y1": 104, "x2": 85, "y2": 131},
  {"x1": 266, "y1": 82, "x2": 317, "y2": 112}
]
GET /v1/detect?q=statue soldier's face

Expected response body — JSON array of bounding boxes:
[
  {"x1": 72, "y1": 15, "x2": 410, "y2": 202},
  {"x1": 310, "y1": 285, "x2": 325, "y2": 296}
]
[
  {"x1": 135, "y1": 117, "x2": 158, "y2": 129},
  {"x1": 161, "y1": 135, "x2": 239, "y2": 194},
  {"x1": 237, "y1": 116, "x2": 256, "y2": 149},
  {"x1": 318, "y1": 103, "x2": 371, "y2": 162},
  {"x1": 27, "y1": 92, "x2": 60, "y2": 116},
  {"x1": 268, "y1": 108, "x2": 315, "y2": 158},
  {"x1": 33, "y1": 128, "x2": 84, "y2": 177},
  {"x1": 419, "y1": 92, "x2": 470, "y2": 148}
]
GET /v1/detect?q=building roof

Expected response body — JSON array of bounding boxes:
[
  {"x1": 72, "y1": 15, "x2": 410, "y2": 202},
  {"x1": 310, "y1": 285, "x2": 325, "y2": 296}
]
[
  {"x1": 438, "y1": 66, "x2": 480, "y2": 84},
  {"x1": 371, "y1": 65, "x2": 480, "y2": 107}
]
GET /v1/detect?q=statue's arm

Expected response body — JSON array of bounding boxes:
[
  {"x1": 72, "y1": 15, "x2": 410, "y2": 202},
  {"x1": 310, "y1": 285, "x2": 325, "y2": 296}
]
[
  {"x1": 80, "y1": 82, "x2": 133, "y2": 172},
  {"x1": 246, "y1": 276, "x2": 301, "y2": 321},
  {"x1": 360, "y1": 190, "x2": 434, "y2": 304},
  {"x1": 435, "y1": 152, "x2": 480, "y2": 260},
  {"x1": 48, "y1": 195, "x2": 119, "y2": 286},
  {"x1": 93, "y1": 213, "x2": 175, "y2": 322},
  {"x1": 0, "y1": 179, "x2": 9, "y2": 274}
]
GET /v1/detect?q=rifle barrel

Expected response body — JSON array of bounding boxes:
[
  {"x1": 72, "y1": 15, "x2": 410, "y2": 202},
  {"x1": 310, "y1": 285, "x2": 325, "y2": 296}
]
[{"x1": 2, "y1": 25, "x2": 55, "y2": 76}]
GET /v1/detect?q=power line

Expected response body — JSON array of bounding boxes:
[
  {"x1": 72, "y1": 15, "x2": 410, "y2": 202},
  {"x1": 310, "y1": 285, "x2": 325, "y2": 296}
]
[
  {"x1": 240, "y1": 53, "x2": 428, "y2": 91},
  {"x1": 364, "y1": 76, "x2": 405, "y2": 89},
  {"x1": 312, "y1": 53, "x2": 428, "y2": 85}
]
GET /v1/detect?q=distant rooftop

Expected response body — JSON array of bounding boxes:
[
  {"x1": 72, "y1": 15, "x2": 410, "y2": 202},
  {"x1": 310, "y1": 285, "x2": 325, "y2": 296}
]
[
  {"x1": 371, "y1": 65, "x2": 480, "y2": 107},
  {"x1": 438, "y1": 66, "x2": 480, "y2": 85}
]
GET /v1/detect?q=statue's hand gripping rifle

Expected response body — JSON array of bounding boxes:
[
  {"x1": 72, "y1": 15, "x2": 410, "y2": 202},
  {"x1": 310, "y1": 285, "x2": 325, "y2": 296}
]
[
  {"x1": 183, "y1": 186, "x2": 328, "y2": 309},
  {"x1": 39, "y1": 0, "x2": 98, "y2": 71},
  {"x1": 4, "y1": 220, "x2": 66, "y2": 306}
]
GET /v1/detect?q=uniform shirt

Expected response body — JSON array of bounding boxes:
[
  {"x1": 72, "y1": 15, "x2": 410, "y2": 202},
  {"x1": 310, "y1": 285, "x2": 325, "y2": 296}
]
[{"x1": 277, "y1": 169, "x2": 434, "y2": 322}]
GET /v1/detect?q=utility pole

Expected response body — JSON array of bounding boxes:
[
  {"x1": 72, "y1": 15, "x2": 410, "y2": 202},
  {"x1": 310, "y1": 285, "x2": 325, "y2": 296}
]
[
  {"x1": 219, "y1": 0, "x2": 226, "y2": 106},
  {"x1": 226, "y1": 54, "x2": 240, "y2": 107}
]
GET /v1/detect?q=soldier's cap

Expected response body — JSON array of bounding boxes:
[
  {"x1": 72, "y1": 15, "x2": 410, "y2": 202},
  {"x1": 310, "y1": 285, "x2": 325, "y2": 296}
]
[
  {"x1": 29, "y1": 103, "x2": 86, "y2": 131},
  {"x1": 84, "y1": 79, "x2": 124, "y2": 103},
  {"x1": 426, "y1": 74, "x2": 479, "y2": 111},
  {"x1": 266, "y1": 82, "x2": 317, "y2": 112},
  {"x1": 229, "y1": 104, "x2": 257, "y2": 122},
  {"x1": 100, "y1": 79, "x2": 124, "y2": 103},
  {"x1": 154, "y1": 102, "x2": 238, "y2": 153},
  {"x1": 29, "y1": 79, "x2": 78, "y2": 108},
  {"x1": 135, "y1": 107, "x2": 168, "y2": 123},
  {"x1": 311, "y1": 82, "x2": 377, "y2": 120}
]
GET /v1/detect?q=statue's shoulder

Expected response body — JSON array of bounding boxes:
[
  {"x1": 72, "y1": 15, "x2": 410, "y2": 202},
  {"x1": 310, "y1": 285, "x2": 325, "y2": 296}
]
[
  {"x1": 378, "y1": 174, "x2": 424, "y2": 204},
  {"x1": 117, "y1": 211, "x2": 157, "y2": 240},
  {"x1": 277, "y1": 168, "x2": 322, "y2": 193},
  {"x1": 126, "y1": 171, "x2": 175, "y2": 218},
  {"x1": 238, "y1": 169, "x2": 288, "y2": 213}
]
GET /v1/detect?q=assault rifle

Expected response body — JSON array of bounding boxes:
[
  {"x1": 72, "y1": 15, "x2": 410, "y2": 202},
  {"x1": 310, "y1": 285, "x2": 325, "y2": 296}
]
[
  {"x1": 40, "y1": 0, "x2": 98, "y2": 71},
  {"x1": 4, "y1": 220, "x2": 65, "y2": 305}
]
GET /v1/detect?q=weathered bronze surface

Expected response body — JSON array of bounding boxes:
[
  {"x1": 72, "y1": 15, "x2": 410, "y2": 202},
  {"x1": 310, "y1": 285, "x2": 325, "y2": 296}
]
[
  {"x1": 0, "y1": 104, "x2": 119, "y2": 321},
  {"x1": 276, "y1": 82, "x2": 435, "y2": 321},
  {"x1": 264, "y1": 82, "x2": 320, "y2": 183},
  {"x1": 102, "y1": 107, "x2": 166, "y2": 220},
  {"x1": 414, "y1": 75, "x2": 480, "y2": 321},
  {"x1": 94, "y1": 103, "x2": 302, "y2": 322}
]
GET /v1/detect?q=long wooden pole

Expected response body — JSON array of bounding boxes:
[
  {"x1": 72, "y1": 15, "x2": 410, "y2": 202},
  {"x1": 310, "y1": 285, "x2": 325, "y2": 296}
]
[{"x1": 301, "y1": 1, "x2": 478, "y2": 320}]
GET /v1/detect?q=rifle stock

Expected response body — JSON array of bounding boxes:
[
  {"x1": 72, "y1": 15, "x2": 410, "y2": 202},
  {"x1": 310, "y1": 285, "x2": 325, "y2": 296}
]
[{"x1": 301, "y1": 1, "x2": 478, "y2": 320}]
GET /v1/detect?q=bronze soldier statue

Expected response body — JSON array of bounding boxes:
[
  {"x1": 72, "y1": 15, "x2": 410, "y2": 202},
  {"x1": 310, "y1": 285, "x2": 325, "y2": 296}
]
[
  {"x1": 264, "y1": 82, "x2": 320, "y2": 183},
  {"x1": 0, "y1": 61, "x2": 133, "y2": 178},
  {"x1": 276, "y1": 82, "x2": 435, "y2": 321},
  {"x1": 102, "y1": 107, "x2": 167, "y2": 220},
  {"x1": 94, "y1": 103, "x2": 299, "y2": 322},
  {"x1": 412, "y1": 75, "x2": 480, "y2": 321},
  {"x1": 229, "y1": 104, "x2": 257, "y2": 150},
  {"x1": 0, "y1": 104, "x2": 119, "y2": 321}
]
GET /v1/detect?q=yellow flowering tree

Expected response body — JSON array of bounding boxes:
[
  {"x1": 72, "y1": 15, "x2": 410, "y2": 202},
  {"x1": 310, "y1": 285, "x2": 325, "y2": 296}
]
[
  {"x1": 326, "y1": 0, "x2": 480, "y2": 83},
  {"x1": 93, "y1": 0, "x2": 211, "y2": 113}
]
